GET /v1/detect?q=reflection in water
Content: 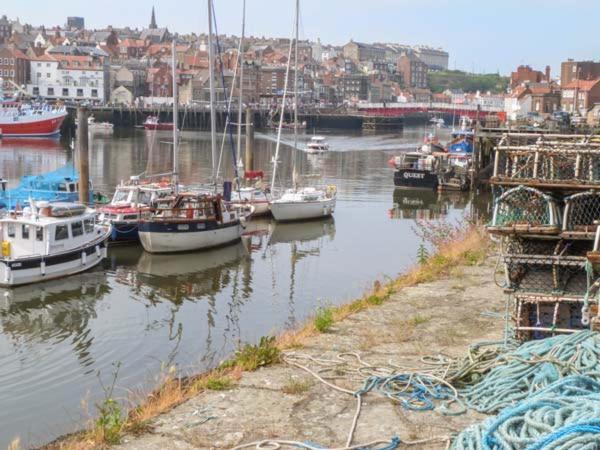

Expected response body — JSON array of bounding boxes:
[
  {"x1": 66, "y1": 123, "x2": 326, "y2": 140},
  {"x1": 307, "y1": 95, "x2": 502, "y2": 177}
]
[
  {"x1": 0, "y1": 126, "x2": 487, "y2": 449},
  {"x1": 0, "y1": 271, "x2": 109, "y2": 369}
]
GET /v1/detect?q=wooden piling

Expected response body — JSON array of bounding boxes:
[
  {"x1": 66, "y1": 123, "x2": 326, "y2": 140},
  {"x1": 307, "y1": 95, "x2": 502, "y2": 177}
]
[
  {"x1": 245, "y1": 107, "x2": 254, "y2": 172},
  {"x1": 77, "y1": 107, "x2": 90, "y2": 204}
]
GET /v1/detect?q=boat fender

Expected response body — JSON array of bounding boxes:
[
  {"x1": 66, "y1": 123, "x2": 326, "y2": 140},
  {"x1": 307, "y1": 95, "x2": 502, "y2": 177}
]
[
  {"x1": 1, "y1": 241, "x2": 10, "y2": 257},
  {"x1": 40, "y1": 260, "x2": 46, "y2": 276},
  {"x1": 81, "y1": 251, "x2": 87, "y2": 266},
  {"x1": 95, "y1": 245, "x2": 101, "y2": 258}
]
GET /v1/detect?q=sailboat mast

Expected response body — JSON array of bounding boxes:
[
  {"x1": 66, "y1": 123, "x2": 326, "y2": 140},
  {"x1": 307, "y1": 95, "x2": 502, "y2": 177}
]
[
  {"x1": 292, "y1": 0, "x2": 299, "y2": 188},
  {"x1": 171, "y1": 40, "x2": 179, "y2": 194},
  {"x1": 236, "y1": 0, "x2": 246, "y2": 168},
  {"x1": 208, "y1": 0, "x2": 218, "y2": 187},
  {"x1": 270, "y1": 21, "x2": 296, "y2": 193}
]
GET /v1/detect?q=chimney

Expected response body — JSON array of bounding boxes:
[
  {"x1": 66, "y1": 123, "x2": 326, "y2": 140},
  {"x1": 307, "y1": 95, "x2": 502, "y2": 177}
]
[{"x1": 545, "y1": 65, "x2": 551, "y2": 82}]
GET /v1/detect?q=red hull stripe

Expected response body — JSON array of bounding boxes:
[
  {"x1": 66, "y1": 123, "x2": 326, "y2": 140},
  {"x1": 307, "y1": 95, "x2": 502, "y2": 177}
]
[{"x1": 0, "y1": 115, "x2": 66, "y2": 137}]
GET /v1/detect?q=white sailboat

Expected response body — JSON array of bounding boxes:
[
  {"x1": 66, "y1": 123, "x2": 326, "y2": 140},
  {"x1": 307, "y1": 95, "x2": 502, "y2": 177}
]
[
  {"x1": 138, "y1": 3, "x2": 243, "y2": 254},
  {"x1": 270, "y1": 0, "x2": 336, "y2": 222}
]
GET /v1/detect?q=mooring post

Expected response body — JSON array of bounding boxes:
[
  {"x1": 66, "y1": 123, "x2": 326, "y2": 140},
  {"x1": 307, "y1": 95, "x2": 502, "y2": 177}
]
[
  {"x1": 77, "y1": 107, "x2": 90, "y2": 204},
  {"x1": 245, "y1": 107, "x2": 254, "y2": 172}
]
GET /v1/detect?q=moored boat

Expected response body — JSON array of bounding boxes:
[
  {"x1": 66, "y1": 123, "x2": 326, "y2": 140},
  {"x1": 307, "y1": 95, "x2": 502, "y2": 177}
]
[
  {"x1": 389, "y1": 151, "x2": 439, "y2": 190},
  {"x1": 143, "y1": 115, "x2": 174, "y2": 131},
  {"x1": 0, "y1": 101, "x2": 67, "y2": 137},
  {"x1": 270, "y1": 186, "x2": 336, "y2": 221},
  {"x1": 305, "y1": 136, "x2": 329, "y2": 154},
  {"x1": 229, "y1": 171, "x2": 271, "y2": 217},
  {"x1": 0, "y1": 201, "x2": 110, "y2": 286}
]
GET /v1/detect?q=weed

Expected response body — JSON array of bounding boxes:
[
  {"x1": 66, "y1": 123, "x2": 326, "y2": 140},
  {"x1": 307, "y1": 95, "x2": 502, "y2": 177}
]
[
  {"x1": 417, "y1": 241, "x2": 430, "y2": 265},
  {"x1": 314, "y1": 306, "x2": 334, "y2": 332},
  {"x1": 282, "y1": 377, "x2": 312, "y2": 395},
  {"x1": 95, "y1": 362, "x2": 124, "y2": 445},
  {"x1": 231, "y1": 336, "x2": 281, "y2": 371},
  {"x1": 411, "y1": 314, "x2": 430, "y2": 326},
  {"x1": 205, "y1": 376, "x2": 234, "y2": 391},
  {"x1": 366, "y1": 294, "x2": 384, "y2": 306}
]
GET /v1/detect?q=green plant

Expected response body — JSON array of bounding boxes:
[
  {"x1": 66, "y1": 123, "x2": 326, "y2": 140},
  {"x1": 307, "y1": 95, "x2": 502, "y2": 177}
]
[
  {"x1": 205, "y1": 376, "x2": 234, "y2": 391},
  {"x1": 366, "y1": 294, "x2": 384, "y2": 306},
  {"x1": 232, "y1": 336, "x2": 281, "y2": 371},
  {"x1": 314, "y1": 306, "x2": 334, "y2": 332},
  {"x1": 282, "y1": 377, "x2": 312, "y2": 395},
  {"x1": 417, "y1": 241, "x2": 430, "y2": 265},
  {"x1": 95, "y1": 362, "x2": 124, "y2": 444},
  {"x1": 411, "y1": 314, "x2": 430, "y2": 326}
]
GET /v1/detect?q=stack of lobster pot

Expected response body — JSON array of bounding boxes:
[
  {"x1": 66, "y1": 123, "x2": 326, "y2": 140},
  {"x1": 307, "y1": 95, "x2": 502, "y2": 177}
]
[{"x1": 487, "y1": 134, "x2": 600, "y2": 340}]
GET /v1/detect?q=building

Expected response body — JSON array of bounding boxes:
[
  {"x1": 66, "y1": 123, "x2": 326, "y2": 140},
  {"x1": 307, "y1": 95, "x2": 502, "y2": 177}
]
[
  {"x1": 511, "y1": 65, "x2": 550, "y2": 88},
  {"x1": 561, "y1": 78, "x2": 600, "y2": 115},
  {"x1": 396, "y1": 53, "x2": 428, "y2": 89},
  {"x1": 110, "y1": 85, "x2": 133, "y2": 105},
  {"x1": 26, "y1": 53, "x2": 109, "y2": 103},
  {"x1": 505, "y1": 86, "x2": 532, "y2": 120},
  {"x1": 342, "y1": 40, "x2": 385, "y2": 62},
  {"x1": 561, "y1": 60, "x2": 600, "y2": 86},
  {"x1": 528, "y1": 85, "x2": 560, "y2": 115},
  {"x1": 0, "y1": 45, "x2": 30, "y2": 97},
  {"x1": 67, "y1": 17, "x2": 85, "y2": 30},
  {"x1": 259, "y1": 66, "x2": 294, "y2": 98},
  {"x1": 412, "y1": 46, "x2": 448, "y2": 71},
  {"x1": 0, "y1": 15, "x2": 12, "y2": 44},
  {"x1": 339, "y1": 74, "x2": 369, "y2": 101}
]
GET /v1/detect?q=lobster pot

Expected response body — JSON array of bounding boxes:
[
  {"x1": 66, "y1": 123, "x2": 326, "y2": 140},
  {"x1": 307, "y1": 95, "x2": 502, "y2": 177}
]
[
  {"x1": 502, "y1": 238, "x2": 594, "y2": 296},
  {"x1": 562, "y1": 191, "x2": 600, "y2": 239},
  {"x1": 488, "y1": 186, "x2": 560, "y2": 235},
  {"x1": 537, "y1": 152, "x2": 577, "y2": 182},
  {"x1": 514, "y1": 294, "x2": 596, "y2": 341},
  {"x1": 494, "y1": 149, "x2": 535, "y2": 181}
]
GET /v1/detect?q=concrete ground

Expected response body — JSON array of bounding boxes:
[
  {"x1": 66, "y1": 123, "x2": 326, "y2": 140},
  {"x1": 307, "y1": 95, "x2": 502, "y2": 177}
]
[{"x1": 116, "y1": 256, "x2": 504, "y2": 449}]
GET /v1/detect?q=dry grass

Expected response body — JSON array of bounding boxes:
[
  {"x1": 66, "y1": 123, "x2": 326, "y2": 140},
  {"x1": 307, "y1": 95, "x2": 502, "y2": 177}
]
[
  {"x1": 39, "y1": 226, "x2": 490, "y2": 450},
  {"x1": 281, "y1": 377, "x2": 313, "y2": 395}
]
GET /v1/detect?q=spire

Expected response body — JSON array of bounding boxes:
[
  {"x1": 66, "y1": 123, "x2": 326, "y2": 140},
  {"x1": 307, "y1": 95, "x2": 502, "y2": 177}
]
[{"x1": 150, "y1": 6, "x2": 157, "y2": 29}]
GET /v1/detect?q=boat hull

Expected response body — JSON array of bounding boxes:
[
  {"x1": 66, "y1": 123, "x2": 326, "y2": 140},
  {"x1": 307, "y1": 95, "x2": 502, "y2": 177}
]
[
  {"x1": 393, "y1": 169, "x2": 438, "y2": 190},
  {"x1": 110, "y1": 221, "x2": 141, "y2": 243},
  {"x1": 0, "y1": 230, "x2": 110, "y2": 286},
  {"x1": 138, "y1": 220, "x2": 242, "y2": 253},
  {"x1": 144, "y1": 123, "x2": 174, "y2": 131},
  {"x1": 0, "y1": 111, "x2": 67, "y2": 137},
  {"x1": 271, "y1": 197, "x2": 336, "y2": 222}
]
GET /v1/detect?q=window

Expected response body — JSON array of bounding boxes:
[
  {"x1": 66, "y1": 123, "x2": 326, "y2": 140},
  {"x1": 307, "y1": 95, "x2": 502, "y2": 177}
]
[
  {"x1": 37, "y1": 72, "x2": 41, "y2": 78},
  {"x1": 10, "y1": 70, "x2": 14, "y2": 77},
  {"x1": 36, "y1": 226, "x2": 43, "y2": 241},
  {"x1": 7, "y1": 224, "x2": 15, "y2": 238},
  {"x1": 37, "y1": 62, "x2": 41, "y2": 67},
  {"x1": 57, "y1": 183, "x2": 67, "y2": 192},
  {"x1": 71, "y1": 221, "x2": 83, "y2": 237},
  {"x1": 77, "y1": 88, "x2": 83, "y2": 97},
  {"x1": 47, "y1": 87, "x2": 54, "y2": 96},
  {"x1": 91, "y1": 89, "x2": 98, "y2": 97},
  {"x1": 55, "y1": 224, "x2": 69, "y2": 240},
  {"x1": 3, "y1": 58, "x2": 7, "y2": 65},
  {"x1": 22, "y1": 225, "x2": 30, "y2": 240},
  {"x1": 46, "y1": 73, "x2": 51, "y2": 78},
  {"x1": 33, "y1": 87, "x2": 39, "y2": 95},
  {"x1": 10, "y1": 58, "x2": 14, "y2": 65},
  {"x1": 84, "y1": 218, "x2": 94, "y2": 233},
  {"x1": 62, "y1": 88, "x2": 69, "y2": 96},
  {"x1": 46, "y1": 63, "x2": 50, "y2": 67}
]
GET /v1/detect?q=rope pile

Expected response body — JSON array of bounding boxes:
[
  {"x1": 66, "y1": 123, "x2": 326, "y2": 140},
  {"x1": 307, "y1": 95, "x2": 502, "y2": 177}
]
[
  {"x1": 461, "y1": 331, "x2": 600, "y2": 414},
  {"x1": 451, "y1": 376, "x2": 600, "y2": 450}
]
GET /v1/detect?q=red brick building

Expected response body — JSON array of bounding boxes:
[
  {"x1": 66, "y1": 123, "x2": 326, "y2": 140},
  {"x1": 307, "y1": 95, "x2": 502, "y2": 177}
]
[
  {"x1": 396, "y1": 53, "x2": 428, "y2": 89},
  {"x1": 510, "y1": 65, "x2": 550, "y2": 88},
  {"x1": 561, "y1": 60, "x2": 600, "y2": 86},
  {"x1": 561, "y1": 78, "x2": 600, "y2": 114},
  {"x1": 0, "y1": 45, "x2": 29, "y2": 96}
]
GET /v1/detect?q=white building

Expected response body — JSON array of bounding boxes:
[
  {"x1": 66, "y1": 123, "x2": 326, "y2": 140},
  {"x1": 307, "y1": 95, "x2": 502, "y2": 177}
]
[
  {"x1": 412, "y1": 46, "x2": 449, "y2": 71},
  {"x1": 504, "y1": 87, "x2": 532, "y2": 121},
  {"x1": 26, "y1": 54, "x2": 108, "y2": 103}
]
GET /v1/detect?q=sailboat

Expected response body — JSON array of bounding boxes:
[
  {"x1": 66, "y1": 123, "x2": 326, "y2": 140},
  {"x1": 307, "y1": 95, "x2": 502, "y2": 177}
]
[
  {"x1": 228, "y1": 0, "x2": 272, "y2": 217},
  {"x1": 269, "y1": 0, "x2": 337, "y2": 222},
  {"x1": 137, "y1": 1, "x2": 243, "y2": 254}
]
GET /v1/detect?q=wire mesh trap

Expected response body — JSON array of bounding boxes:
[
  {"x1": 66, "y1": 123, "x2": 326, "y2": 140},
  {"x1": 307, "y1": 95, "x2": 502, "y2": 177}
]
[
  {"x1": 502, "y1": 238, "x2": 594, "y2": 296},
  {"x1": 488, "y1": 186, "x2": 561, "y2": 236},
  {"x1": 513, "y1": 293, "x2": 598, "y2": 341},
  {"x1": 562, "y1": 191, "x2": 600, "y2": 240}
]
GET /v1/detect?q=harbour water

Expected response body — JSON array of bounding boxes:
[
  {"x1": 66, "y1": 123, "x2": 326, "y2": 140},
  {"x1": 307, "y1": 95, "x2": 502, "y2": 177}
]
[{"x1": 0, "y1": 126, "x2": 491, "y2": 448}]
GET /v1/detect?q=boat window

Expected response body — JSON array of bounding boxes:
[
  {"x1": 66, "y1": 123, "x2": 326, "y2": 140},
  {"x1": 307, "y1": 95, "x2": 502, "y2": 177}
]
[
  {"x1": 113, "y1": 189, "x2": 130, "y2": 203},
  {"x1": 36, "y1": 226, "x2": 43, "y2": 241},
  {"x1": 138, "y1": 191, "x2": 152, "y2": 205},
  {"x1": 68, "y1": 183, "x2": 76, "y2": 193},
  {"x1": 55, "y1": 224, "x2": 69, "y2": 240},
  {"x1": 84, "y1": 218, "x2": 94, "y2": 233},
  {"x1": 123, "y1": 214, "x2": 138, "y2": 220},
  {"x1": 7, "y1": 223, "x2": 15, "y2": 238},
  {"x1": 58, "y1": 183, "x2": 68, "y2": 192},
  {"x1": 22, "y1": 225, "x2": 30, "y2": 240},
  {"x1": 71, "y1": 221, "x2": 83, "y2": 237}
]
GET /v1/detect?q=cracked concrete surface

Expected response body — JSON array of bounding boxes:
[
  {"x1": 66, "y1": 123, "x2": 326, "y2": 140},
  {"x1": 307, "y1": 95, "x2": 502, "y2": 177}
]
[{"x1": 116, "y1": 256, "x2": 503, "y2": 449}]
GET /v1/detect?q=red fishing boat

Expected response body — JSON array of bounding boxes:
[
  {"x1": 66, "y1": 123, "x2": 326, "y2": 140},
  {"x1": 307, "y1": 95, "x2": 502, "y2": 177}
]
[
  {"x1": 143, "y1": 115, "x2": 174, "y2": 131},
  {"x1": 0, "y1": 102, "x2": 67, "y2": 137}
]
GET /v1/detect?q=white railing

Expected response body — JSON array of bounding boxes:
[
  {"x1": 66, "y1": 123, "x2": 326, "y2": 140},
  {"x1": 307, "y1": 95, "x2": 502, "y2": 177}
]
[{"x1": 356, "y1": 101, "x2": 504, "y2": 113}]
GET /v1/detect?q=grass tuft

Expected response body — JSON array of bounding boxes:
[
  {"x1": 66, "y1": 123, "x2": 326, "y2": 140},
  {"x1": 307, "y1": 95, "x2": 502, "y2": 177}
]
[
  {"x1": 314, "y1": 306, "x2": 334, "y2": 332},
  {"x1": 228, "y1": 336, "x2": 281, "y2": 371},
  {"x1": 282, "y1": 377, "x2": 312, "y2": 395}
]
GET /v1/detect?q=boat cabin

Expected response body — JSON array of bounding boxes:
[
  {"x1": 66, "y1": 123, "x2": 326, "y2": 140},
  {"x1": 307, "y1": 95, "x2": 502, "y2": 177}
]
[
  {"x1": 152, "y1": 193, "x2": 236, "y2": 223},
  {"x1": 392, "y1": 153, "x2": 437, "y2": 171},
  {"x1": 0, "y1": 203, "x2": 99, "y2": 259}
]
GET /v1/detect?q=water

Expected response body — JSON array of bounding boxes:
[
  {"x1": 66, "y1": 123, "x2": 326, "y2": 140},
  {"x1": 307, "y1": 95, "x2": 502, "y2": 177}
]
[{"x1": 0, "y1": 126, "x2": 491, "y2": 448}]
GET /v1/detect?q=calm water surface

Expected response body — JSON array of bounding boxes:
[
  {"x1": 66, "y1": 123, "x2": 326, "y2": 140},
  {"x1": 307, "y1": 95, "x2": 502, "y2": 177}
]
[{"x1": 0, "y1": 126, "x2": 491, "y2": 448}]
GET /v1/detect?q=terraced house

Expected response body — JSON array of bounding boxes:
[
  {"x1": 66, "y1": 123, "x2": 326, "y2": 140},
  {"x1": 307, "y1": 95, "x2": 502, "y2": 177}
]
[{"x1": 0, "y1": 45, "x2": 29, "y2": 96}]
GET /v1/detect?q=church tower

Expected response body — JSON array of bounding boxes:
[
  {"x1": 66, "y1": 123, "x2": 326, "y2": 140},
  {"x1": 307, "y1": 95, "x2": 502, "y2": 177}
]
[{"x1": 150, "y1": 6, "x2": 157, "y2": 29}]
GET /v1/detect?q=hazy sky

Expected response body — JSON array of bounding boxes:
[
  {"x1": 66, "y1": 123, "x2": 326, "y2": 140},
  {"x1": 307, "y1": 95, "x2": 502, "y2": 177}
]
[{"x1": 4, "y1": 0, "x2": 600, "y2": 75}]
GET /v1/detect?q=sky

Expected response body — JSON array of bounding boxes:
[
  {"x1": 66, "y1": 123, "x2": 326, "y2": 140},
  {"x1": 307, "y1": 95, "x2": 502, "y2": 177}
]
[{"x1": 4, "y1": 0, "x2": 600, "y2": 76}]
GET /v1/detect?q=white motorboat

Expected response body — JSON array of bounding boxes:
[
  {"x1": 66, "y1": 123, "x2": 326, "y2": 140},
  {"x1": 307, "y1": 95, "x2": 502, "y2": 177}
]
[
  {"x1": 229, "y1": 186, "x2": 271, "y2": 216},
  {"x1": 270, "y1": 186, "x2": 336, "y2": 221},
  {"x1": 305, "y1": 136, "x2": 329, "y2": 153},
  {"x1": 138, "y1": 192, "x2": 243, "y2": 253},
  {"x1": 0, "y1": 201, "x2": 110, "y2": 286},
  {"x1": 88, "y1": 116, "x2": 114, "y2": 133}
]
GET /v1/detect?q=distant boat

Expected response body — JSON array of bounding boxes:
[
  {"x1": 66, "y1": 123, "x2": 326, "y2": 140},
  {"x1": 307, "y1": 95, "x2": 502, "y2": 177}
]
[
  {"x1": 76, "y1": 116, "x2": 114, "y2": 133},
  {"x1": 143, "y1": 115, "x2": 173, "y2": 131},
  {"x1": 0, "y1": 163, "x2": 93, "y2": 209},
  {"x1": 305, "y1": 136, "x2": 329, "y2": 154},
  {"x1": 0, "y1": 101, "x2": 67, "y2": 137}
]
